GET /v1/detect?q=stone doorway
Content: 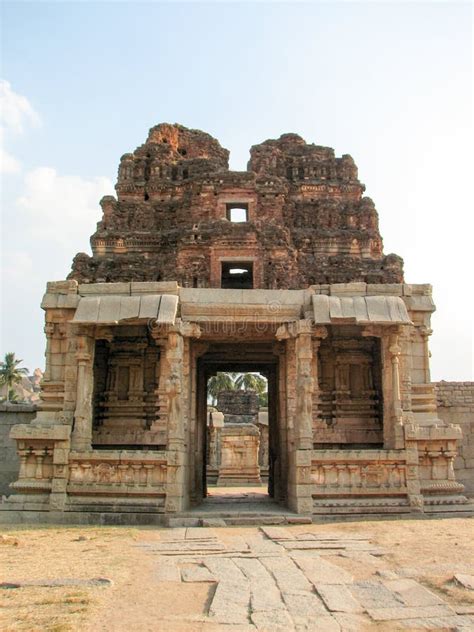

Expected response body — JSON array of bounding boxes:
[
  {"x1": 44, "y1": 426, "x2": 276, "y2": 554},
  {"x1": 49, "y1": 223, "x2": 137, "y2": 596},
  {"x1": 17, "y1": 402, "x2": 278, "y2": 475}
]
[
  {"x1": 207, "y1": 377, "x2": 268, "y2": 488},
  {"x1": 192, "y1": 342, "x2": 285, "y2": 509}
]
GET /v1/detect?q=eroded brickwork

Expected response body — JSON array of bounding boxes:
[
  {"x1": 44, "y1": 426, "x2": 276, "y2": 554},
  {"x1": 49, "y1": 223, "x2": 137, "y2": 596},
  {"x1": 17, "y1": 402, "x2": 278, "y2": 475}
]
[{"x1": 69, "y1": 124, "x2": 403, "y2": 288}]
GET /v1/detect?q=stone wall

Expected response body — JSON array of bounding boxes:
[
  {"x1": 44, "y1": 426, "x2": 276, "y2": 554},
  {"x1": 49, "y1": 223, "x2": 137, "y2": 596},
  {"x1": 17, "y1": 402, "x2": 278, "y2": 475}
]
[
  {"x1": 216, "y1": 390, "x2": 259, "y2": 425},
  {"x1": 0, "y1": 404, "x2": 37, "y2": 497},
  {"x1": 435, "y1": 382, "x2": 474, "y2": 496}
]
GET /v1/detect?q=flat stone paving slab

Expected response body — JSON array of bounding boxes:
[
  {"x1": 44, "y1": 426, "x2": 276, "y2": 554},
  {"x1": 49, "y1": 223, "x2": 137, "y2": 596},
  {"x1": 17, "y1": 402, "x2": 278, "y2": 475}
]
[
  {"x1": 350, "y1": 580, "x2": 405, "y2": 609},
  {"x1": 260, "y1": 556, "x2": 313, "y2": 594},
  {"x1": 185, "y1": 527, "x2": 216, "y2": 539},
  {"x1": 250, "y1": 609, "x2": 295, "y2": 631},
  {"x1": 314, "y1": 583, "x2": 364, "y2": 612},
  {"x1": 295, "y1": 532, "x2": 369, "y2": 541},
  {"x1": 0, "y1": 577, "x2": 113, "y2": 588},
  {"x1": 454, "y1": 573, "x2": 474, "y2": 590},
  {"x1": 383, "y1": 578, "x2": 445, "y2": 607},
  {"x1": 146, "y1": 525, "x2": 473, "y2": 631},
  {"x1": 260, "y1": 526, "x2": 295, "y2": 540},
  {"x1": 281, "y1": 590, "x2": 328, "y2": 618},
  {"x1": 204, "y1": 557, "x2": 248, "y2": 584},
  {"x1": 399, "y1": 615, "x2": 474, "y2": 630},
  {"x1": 155, "y1": 558, "x2": 181, "y2": 582},
  {"x1": 208, "y1": 580, "x2": 251, "y2": 625},
  {"x1": 292, "y1": 555, "x2": 354, "y2": 585},
  {"x1": 333, "y1": 612, "x2": 374, "y2": 631},
  {"x1": 375, "y1": 562, "x2": 474, "y2": 579},
  {"x1": 243, "y1": 534, "x2": 284, "y2": 554},
  {"x1": 233, "y1": 558, "x2": 286, "y2": 612},
  {"x1": 180, "y1": 564, "x2": 216, "y2": 583},
  {"x1": 366, "y1": 605, "x2": 456, "y2": 621}
]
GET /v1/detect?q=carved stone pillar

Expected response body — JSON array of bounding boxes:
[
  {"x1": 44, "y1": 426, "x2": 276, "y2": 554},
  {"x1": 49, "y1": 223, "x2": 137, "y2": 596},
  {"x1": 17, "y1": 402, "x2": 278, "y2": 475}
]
[
  {"x1": 162, "y1": 320, "x2": 201, "y2": 513},
  {"x1": 399, "y1": 326, "x2": 413, "y2": 413},
  {"x1": 165, "y1": 330, "x2": 184, "y2": 450},
  {"x1": 311, "y1": 327, "x2": 328, "y2": 440},
  {"x1": 271, "y1": 341, "x2": 287, "y2": 502},
  {"x1": 294, "y1": 320, "x2": 314, "y2": 451},
  {"x1": 420, "y1": 326, "x2": 433, "y2": 384},
  {"x1": 71, "y1": 332, "x2": 95, "y2": 451},
  {"x1": 43, "y1": 322, "x2": 55, "y2": 382},
  {"x1": 277, "y1": 320, "x2": 319, "y2": 514},
  {"x1": 389, "y1": 332, "x2": 404, "y2": 449},
  {"x1": 188, "y1": 339, "x2": 209, "y2": 505}
]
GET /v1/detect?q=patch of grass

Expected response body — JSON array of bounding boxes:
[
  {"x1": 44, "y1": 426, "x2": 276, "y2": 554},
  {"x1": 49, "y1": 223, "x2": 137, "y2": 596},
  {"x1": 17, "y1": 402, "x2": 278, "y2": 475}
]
[
  {"x1": 420, "y1": 576, "x2": 474, "y2": 607},
  {"x1": 63, "y1": 596, "x2": 90, "y2": 605},
  {"x1": 46, "y1": 623, "x2": 73, "y2": 632}
]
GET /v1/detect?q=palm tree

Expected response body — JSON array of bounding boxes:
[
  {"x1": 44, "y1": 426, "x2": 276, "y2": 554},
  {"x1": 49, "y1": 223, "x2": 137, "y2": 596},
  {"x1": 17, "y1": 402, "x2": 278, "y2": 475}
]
[
  {"x1": 7, "y1": 389, "x2": 20, "y2": 403},
  {"x1": 235, "y1": 372, "x2": 267, "y2": 395},
  {"x1": 207, "y1": 372, "x2": 237, "y2": 405},
  {"x1": 0, "y1": 352, "x2": 29, "y2": 403}
]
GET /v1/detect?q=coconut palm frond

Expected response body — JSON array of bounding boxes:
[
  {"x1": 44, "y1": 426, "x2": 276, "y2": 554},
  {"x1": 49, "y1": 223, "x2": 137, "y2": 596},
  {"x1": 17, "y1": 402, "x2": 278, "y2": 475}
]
[{"x1": 0, "y1": 352, "x2": 29, "y2": 403}]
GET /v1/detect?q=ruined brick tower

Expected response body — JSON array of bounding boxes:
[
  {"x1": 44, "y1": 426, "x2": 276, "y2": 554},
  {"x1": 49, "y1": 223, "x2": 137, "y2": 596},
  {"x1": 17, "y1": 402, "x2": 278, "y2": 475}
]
[{"x1": 69, "y1": 123, "x2": 403, "y2": 290}]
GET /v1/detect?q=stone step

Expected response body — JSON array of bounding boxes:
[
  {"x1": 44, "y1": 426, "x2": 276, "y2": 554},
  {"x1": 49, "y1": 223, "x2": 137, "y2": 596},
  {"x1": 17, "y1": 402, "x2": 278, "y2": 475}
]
[
  {"x1": 312, "y1": 505, "x2": 412, "y2": 514},
  {"x1": 224, "y1": 515, "x2": 312, "y2": 526},
  {"x1": 163, "y1": 512, "x2": 313, "y2": 527},
  {"x1": 424, "y1": 503, "x2": 474, "y2": 516}
]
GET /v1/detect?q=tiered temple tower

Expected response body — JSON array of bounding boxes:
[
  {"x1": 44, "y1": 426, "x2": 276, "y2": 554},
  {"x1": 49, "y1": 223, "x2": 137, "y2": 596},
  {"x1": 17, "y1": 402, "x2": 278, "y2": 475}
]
[{"x1": 70, "y1": 124, "x2": 403, "y2": 289}]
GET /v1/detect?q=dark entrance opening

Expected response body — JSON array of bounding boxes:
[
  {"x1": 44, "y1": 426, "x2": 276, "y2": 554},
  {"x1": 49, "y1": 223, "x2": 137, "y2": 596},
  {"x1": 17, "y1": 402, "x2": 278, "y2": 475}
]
[
  {"x1": 194, "y1": 343, "x2": 283, "y2": 509},
  {"x1": 206, "y1": 372, "x2": 268, "y2": 492},
  {"x1": 221, "y1": 261, "x2": 254, "y2": 289}
]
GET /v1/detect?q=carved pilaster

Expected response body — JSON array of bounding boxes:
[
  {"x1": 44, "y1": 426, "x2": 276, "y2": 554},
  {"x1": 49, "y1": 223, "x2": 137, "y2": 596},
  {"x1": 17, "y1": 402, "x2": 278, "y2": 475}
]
[
  {"x1": 399, "y1": 326, "x2": 413, "y2": 413},
  {"x1": 419, "y1": 326, "x2": 433, "y2": 383},
  {"x1": 165, "y1": 331, "x2": 185, "y2": 447},
  {"x1": 389, "y1": 332, "x2": 404, "y2": 449},
  {"x1": 43, "y1": 322, "x2": 55, "y2": 382},
  {"x1": 71, "y1": 332, "x2": 95, "y2": 451},
  {"x1": 311, "y1": 327, "x2": 327, "y2": 437},
  {"x1": 294, "y1": 322, "x2": 315, "y2": 451}
]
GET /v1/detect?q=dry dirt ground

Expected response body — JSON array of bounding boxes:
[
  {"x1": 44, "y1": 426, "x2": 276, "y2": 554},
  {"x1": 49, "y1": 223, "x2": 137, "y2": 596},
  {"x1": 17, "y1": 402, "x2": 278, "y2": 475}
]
[{"x1": 0, "y1": 517, "x2": 473, "y2": 632}]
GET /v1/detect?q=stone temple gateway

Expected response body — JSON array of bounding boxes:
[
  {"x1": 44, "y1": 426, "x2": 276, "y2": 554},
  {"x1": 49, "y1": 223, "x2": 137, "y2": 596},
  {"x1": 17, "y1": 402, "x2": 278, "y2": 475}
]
[{"x1": 5, "y1": 124, "x2": 467, "y2": 521}]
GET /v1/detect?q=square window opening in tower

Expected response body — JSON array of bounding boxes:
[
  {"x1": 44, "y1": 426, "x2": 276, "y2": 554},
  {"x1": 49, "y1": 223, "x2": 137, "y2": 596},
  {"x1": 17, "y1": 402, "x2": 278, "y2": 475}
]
[
  {"x1": 221, "y1": 261, "x2": 254, "y2": 289},
  {"x1": 226, "y1": 203, "x2": 249, "y2": 222}
]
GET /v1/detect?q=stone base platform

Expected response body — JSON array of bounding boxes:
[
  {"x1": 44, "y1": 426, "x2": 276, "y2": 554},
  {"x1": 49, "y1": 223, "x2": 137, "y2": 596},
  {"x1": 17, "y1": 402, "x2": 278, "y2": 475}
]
[
  {"x1": 1, "y1": 502, "x2": 473, "y2": 527},
  {"x1": 0, "y1": 509, "x2": 168, "y2": 526},
  {"x1": 215, "y1": 478, "x2": 263, "y2": 486},
  {"x1": 2, "y1": 484, "x2": 472, "y2": 527}
]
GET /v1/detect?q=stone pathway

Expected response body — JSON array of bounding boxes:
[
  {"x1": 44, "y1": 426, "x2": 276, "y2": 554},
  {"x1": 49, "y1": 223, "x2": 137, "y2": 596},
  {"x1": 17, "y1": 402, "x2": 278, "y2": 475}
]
[{"x1": 140, "y1": 526, "x2": 474, "y2": 631}]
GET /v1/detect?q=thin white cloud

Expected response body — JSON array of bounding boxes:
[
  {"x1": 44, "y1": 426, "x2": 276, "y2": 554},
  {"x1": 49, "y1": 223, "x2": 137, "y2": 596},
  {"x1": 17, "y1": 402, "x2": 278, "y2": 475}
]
[
  {"x1": 17, "y1": 166, "x2": 114, "y2": 252},
  {"x1": 0, "y1": 79, "x2": 41, "y2": 174},
  {"x1": 0, "y1": 146, "x2": 21, "y2": 174},
  {"x1": 0, "y1": 79, "x2": 41, "y2": 133}
]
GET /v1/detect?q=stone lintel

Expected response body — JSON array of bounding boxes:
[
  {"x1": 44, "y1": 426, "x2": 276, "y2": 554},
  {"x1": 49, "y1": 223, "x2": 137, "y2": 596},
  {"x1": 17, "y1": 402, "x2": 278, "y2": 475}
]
[
  {"x1": 45, "y1": 280, "x2": 78, "y2": 294},
  {"x1": 10, "y1": 424, "x2": 71, "y2": 441},
  {"x1": 404, "y1": 423, "x2": 463, "y2": 441},
  {"x1": 311, "y1": 449, "x2": 406, "y2": 462},
  {"x1": 68, "y1": 449, "x2": 168, "y2": 463}
]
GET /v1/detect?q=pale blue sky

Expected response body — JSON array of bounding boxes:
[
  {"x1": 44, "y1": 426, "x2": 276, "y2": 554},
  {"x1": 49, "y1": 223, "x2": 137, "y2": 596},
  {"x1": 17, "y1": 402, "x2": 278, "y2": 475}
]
[{"x1": 1, "y1": 1, "x2": 473, "y2": 379}]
